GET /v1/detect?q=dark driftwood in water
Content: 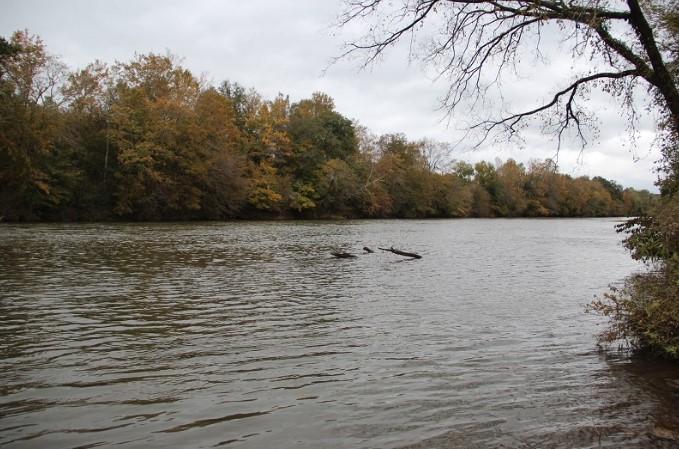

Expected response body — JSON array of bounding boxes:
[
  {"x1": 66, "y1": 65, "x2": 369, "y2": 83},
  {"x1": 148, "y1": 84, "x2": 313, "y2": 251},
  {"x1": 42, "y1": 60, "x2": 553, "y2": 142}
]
[
  {"x1": 331, "y1": 251, "x2": 357, "y2": 259},
  {"x1": 378, "y1": 247, "x2": 422, "y2": 259},
  {"x1": 363, "y1": 246, "x2": 374, "y2": 253}
]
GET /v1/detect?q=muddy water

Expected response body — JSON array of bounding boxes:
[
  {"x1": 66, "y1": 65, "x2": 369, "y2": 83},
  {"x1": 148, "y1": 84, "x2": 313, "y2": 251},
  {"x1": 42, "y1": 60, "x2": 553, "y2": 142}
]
[{"x1": 1, "y1": 219, "x2": 678, "y2": 448}]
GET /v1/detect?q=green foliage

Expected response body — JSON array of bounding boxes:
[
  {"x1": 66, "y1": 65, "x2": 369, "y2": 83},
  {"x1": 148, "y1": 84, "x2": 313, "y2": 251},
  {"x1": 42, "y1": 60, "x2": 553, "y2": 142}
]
[
  {"x1": 287, "y1": 92, "x2": 357, "y2": 182},
  {"x1": 314, "y1": 159, "x2": 360, "y2": 216},
  {"x1": 289, "y1": 182, "x2": 317, "y2": 213}
]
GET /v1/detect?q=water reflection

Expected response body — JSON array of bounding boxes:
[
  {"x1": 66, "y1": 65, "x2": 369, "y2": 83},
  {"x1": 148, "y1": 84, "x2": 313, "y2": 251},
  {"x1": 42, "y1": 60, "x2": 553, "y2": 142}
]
[{"x1": 1, "y1": 220, "x2": 678, "y2": 449}]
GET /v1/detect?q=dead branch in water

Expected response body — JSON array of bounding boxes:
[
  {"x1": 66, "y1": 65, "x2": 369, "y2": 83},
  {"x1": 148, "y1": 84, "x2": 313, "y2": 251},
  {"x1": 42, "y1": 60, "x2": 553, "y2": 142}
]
[
  {"x1": 331, "y1": 252, "x2": 357, "y2": 259},
  {"x1": 378, "y1": 247, "x2": 422, "y2": 259}
]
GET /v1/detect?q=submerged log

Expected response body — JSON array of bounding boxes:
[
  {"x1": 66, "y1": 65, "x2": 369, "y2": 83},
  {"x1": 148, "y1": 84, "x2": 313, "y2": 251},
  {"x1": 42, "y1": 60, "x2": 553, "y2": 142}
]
[
  {"x1": 378, "y1": 246, "x2": 422, "y2": 259},
  {"x1": 363, "y1": 246, "x2": 374, "y2": 253},
  {"x1": 331, "y1": 251, "x2": 357, "y2": 259}
]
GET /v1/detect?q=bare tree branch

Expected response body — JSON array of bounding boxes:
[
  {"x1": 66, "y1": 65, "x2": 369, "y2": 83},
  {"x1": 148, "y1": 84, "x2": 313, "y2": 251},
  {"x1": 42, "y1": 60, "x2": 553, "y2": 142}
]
[
  {"x1": 473, "y1": 69, "x2": 639, "y2": 146},
  {"x1": 337, "y1": 0, "x2": 679, "y2": 146}
]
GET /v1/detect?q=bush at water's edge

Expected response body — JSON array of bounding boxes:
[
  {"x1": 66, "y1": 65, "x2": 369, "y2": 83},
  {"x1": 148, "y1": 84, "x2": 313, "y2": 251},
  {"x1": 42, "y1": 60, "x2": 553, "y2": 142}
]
[{"x1": 591, "y1": 196, "x2": 679, "y2": 360}]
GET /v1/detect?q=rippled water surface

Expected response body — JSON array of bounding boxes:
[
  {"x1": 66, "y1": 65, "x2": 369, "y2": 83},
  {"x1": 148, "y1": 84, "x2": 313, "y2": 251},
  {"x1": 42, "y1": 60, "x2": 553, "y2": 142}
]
[{"x1": 1, "y1": 219, "x2": 679, "y2": 449}]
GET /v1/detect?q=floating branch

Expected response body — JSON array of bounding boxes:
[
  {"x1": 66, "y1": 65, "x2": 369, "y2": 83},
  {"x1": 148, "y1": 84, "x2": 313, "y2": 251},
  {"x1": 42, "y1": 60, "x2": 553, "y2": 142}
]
[
  {"x1": 331, "y1": 252, "x2": 357, "y2": 259},
  {"x1": 378, "y1": 247, "x2": 422, "y2": 259},
  {"x1": 363, "y1": 246, "x2": 374, "y2": 253}
]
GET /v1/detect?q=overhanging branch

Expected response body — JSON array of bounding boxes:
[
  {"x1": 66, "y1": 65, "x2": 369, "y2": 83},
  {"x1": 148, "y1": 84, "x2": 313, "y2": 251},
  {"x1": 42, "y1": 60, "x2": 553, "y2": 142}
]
[
  {"x1": 338, "y1": 0, "x2": 673, "y2": 145},
  {"x1": 472, "y1": 69, "x2": 640, "y2": 145}
]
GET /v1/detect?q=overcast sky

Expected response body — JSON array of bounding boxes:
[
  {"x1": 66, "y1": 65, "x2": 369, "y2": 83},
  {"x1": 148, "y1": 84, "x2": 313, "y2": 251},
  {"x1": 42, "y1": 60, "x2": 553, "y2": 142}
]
[{"x1": 2, "y1": 0, "x2": 663, "y2": 191}]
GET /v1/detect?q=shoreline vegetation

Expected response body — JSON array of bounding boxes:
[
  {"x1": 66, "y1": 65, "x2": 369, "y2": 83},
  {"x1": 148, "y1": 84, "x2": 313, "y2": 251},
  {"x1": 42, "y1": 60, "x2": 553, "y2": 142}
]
[
  {"x1": 591, "y1": 203, "x2": 679, "y2": 360},
  {"x1": 0, "y1": 31, "x2": 656, "y2": 223}
]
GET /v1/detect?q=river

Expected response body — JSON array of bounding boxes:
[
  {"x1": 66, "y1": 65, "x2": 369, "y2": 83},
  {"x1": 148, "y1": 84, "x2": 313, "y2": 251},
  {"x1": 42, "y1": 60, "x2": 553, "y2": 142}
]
[{"x1": 1, "y1": 219, "x2": 678, "y2": 448}]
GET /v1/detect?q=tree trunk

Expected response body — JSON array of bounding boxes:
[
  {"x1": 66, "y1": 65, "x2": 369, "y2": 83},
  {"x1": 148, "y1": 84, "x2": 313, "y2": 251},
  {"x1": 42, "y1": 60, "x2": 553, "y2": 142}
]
[{"x1": 627, "y1": 0, "x2": 679, "y2": 136}]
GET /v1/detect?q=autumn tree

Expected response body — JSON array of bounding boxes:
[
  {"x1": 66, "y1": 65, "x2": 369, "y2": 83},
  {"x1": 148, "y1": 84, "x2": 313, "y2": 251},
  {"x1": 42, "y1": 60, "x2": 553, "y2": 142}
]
[
  {"x1": 622, "y1": 186, "x2": 655, "y2": 215},
  {"x1": 495, "y1": 159, "x2": 528, "y2": 216},
  {"x1": 247, "y1": 161, "x2": 285, "y2": 213},
  {"x1": 59, "y1": 61, "x2": 115, "y2": 218},
  {"x1": 373, "y1": 134, "x2": 435, "y2": 217},
  {"x1": 524, "y1": 159, "x2": 558, "y2": 216},
  {"x1": 194, "y1": 88, "x2": 249, "y2": 218},
  {"x1": 0, "y1": 30, "x2": 67, "y2": 219},
  {"x1": 242, "y1": 93, "x2": 292, "y2": 164},
  {"x1": 429, "y1": 172, "x2": 474, "y2": 216},
  {"x1": 351, "y1": 131, "x2": 394, "y2": 216},
  {"x1": 108, "y1": 53, "x2": 205, "y2": 219}
]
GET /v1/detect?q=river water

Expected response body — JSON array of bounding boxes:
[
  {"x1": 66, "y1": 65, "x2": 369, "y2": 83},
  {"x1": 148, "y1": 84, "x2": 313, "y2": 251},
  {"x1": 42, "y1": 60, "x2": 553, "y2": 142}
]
[{"x1": 1, "y1": 219, "x2": 678, "y2": 449}]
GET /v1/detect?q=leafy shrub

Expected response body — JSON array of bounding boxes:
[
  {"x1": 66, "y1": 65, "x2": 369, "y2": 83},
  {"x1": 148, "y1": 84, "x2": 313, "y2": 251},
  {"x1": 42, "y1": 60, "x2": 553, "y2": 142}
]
[{"x1": 591, "y1": 195, "x2": 679, "y2": 359}]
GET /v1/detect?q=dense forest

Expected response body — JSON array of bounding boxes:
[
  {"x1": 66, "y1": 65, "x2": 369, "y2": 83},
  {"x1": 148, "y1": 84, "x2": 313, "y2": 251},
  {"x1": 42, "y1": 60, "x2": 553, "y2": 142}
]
[{"x1": 0, "y1": 30, "x2": 656, "y2": 222}]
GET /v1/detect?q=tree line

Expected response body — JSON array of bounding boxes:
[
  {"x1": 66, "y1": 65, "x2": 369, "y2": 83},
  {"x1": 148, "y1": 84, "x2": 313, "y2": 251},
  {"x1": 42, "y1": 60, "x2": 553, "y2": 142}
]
[{"x1": 0, "y1": 30, "x2": 655, "y2": 222}]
